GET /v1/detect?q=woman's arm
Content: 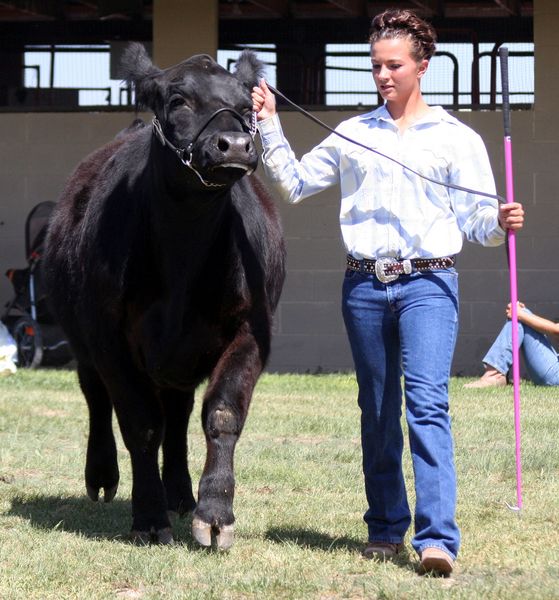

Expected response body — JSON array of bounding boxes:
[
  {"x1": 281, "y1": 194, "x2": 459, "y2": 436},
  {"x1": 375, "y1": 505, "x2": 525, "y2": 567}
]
[
  {"x1": 251, "y1": 79, "x2": 340, "y2": 204},
  {"x1": 507, "y1": 302, "x2": 559, "y2": 337}
]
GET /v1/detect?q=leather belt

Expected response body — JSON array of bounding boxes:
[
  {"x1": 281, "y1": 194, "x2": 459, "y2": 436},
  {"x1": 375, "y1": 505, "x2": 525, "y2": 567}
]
[{"x1": 346, "y1": 254, "x2": 456, "y2": 283}]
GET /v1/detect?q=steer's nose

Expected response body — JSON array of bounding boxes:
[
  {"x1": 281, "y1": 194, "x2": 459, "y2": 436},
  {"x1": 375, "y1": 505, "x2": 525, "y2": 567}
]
[{"x1": 215, "y1": 132, "x2": 253, "y2": 161}]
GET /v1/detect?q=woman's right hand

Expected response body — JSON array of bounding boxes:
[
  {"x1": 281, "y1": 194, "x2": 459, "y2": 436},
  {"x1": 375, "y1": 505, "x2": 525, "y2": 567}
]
[
  {"x1": 506, "y1": 301, "x2": 526, "y2": 320},
  {"x1": 252, "y1": 79, "x2": 276, "y2": 121}
]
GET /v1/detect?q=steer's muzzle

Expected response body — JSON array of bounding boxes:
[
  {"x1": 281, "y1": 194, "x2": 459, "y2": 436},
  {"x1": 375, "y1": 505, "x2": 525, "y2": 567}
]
[{"x1": 205, "y1": 130, "x2": 258, "y2": 181}]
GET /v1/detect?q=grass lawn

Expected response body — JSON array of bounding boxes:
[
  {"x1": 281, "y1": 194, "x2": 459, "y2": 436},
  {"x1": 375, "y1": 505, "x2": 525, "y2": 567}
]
[{"x1": 0, "y1": 369, "x2": 558, "y2": 599}]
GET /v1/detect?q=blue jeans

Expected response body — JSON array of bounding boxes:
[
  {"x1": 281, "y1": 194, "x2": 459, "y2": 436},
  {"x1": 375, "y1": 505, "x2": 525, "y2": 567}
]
[
  {"x1": 342, "y1": 268, "x2": 460, "y2": 560},
  {"x1": 483, "y1": 310, "x2": 559, "y2": 385}
]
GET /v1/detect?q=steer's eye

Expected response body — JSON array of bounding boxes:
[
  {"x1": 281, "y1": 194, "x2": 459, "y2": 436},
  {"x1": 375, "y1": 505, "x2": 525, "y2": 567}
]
[{"x1": 169, "y1": 95, "x2": 187, "y2": 110}]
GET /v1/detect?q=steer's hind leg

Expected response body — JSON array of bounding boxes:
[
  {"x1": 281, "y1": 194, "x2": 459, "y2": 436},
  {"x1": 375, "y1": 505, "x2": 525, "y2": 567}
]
[
  {"x1": 97, "y1": 356, "x2": 173, "y2": 544},
  {"x1": 78, "y1": 362, "x2": 119, "y2": 503},
  {"x1": 160, "y1": 388, "x2": 197, "y2": 516},
  {"x1": 193, "y1": 328, "x2": 263, "y2": 550}
]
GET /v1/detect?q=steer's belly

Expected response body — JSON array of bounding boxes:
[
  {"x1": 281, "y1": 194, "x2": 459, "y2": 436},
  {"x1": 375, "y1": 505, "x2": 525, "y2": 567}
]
[{"x1": 137, "y1": 319, "x2": 231, "y2": 391}]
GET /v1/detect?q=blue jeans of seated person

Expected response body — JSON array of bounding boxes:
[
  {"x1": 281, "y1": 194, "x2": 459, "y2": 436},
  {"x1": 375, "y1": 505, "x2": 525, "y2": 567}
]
[
  {"x1": 342, "y1": 268, "x2": 460, "y2": 560},
  {"x1": 483, "y1": 309, "x2": 559, "y2": 386}
]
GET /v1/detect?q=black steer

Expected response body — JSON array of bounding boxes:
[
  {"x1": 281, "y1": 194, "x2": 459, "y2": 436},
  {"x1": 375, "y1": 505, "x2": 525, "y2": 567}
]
[{"x1": 44, "y1": 44, "x2": 285, "y2": 549}]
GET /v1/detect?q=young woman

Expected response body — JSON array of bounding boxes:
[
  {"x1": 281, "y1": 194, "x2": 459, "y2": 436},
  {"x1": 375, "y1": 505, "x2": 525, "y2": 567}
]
[
  {"x1": 465, "y1": 302, "x2": 559, "y2": 387},
  {"x1": 252, "y1": 9, "x2": 524, "y2": 575}
]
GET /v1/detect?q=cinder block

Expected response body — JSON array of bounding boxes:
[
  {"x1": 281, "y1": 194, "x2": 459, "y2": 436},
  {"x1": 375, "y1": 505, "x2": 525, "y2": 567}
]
[
  {"x1": 280, "y1": 270, "x2": 316, "y2": 302},
  {"x1": 281, "y1": 301, "x2": 345, "y2": 335},
  {"x1": 268, "y1": 334, "x2": 320, "y2": 373},
  {"x1": 285, "y1": 237, "x2": 346, "y2": 270},
  {"x1": 459, "y1": 269, "x2": 510, "y2": 302},
  {"x1": 313, "y1": 270, "x2": 344, "y2": 301}
]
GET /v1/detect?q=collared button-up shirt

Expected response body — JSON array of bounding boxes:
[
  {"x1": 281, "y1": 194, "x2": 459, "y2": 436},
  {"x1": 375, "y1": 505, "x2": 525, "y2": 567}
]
[{"x1": 258, "y1": 105, "x2": 505, "y2": 260}]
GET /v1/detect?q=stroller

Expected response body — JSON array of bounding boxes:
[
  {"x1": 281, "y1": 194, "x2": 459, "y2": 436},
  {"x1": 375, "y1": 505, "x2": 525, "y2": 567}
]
[{"x1": 1, "y1": 201, "x2": 73, "y2": 368}]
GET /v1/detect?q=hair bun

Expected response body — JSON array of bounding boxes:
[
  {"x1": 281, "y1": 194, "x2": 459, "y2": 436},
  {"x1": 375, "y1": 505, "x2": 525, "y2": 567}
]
[{"x1": 369, "y1": 9, "x2": 437, "y2": 62}]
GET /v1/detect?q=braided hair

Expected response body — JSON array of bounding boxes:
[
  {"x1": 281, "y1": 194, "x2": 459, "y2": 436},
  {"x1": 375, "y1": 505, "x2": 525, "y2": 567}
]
[{"x1": 368, "y1": 9, "x2": 437, "y2": 63}]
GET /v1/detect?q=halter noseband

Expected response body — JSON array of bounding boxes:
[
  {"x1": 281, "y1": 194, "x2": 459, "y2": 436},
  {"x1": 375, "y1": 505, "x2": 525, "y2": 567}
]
[{"x1": 152, "y1": 108, "x2": 257, "y2": 189}]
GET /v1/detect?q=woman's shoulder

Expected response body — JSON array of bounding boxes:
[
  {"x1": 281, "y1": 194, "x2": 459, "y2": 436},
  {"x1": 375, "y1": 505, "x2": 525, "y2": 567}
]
[
  {"x1": 430, "y1": 107, "x2": 483, "y2": 137},
  {"x1": 335, "y1": 106, "x2": 387, "y2": 132}
]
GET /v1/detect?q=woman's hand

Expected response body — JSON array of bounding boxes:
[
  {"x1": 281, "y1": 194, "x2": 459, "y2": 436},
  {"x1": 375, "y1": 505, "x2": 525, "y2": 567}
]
[
  {"x1": 506, "y1": 301, "x2": 526, "y2": 320},
  {"x1": 251, "y1": 79, "x2": 276, "y2": 121},
  {"x1": 498, "y1": 202, "x2": 524, "y2": 231}
]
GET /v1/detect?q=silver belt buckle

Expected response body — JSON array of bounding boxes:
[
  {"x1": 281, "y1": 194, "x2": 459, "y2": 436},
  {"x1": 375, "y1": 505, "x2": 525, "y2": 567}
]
[{"x1": 375, "y1": 257, "x2": 412, "y2": 283}]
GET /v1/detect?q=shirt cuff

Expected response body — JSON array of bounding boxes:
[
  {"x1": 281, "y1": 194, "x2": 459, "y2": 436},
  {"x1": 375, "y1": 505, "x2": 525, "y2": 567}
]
[{"x1": 257, "y1": 113, "x2": 282, "y2": 137}]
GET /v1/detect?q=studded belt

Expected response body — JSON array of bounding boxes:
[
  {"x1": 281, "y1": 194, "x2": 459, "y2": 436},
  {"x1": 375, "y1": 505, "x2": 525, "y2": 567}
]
[{"x1": 346, "y1": 254, "x2": 456, "y2": 283}]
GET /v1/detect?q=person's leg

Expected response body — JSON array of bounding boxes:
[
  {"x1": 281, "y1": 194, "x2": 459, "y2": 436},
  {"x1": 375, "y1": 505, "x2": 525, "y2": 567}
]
[
  {"x1": 481, "y1": 319, "x2": 525, "y2": 375},
  {"x1": 463, "y1": 320, "x2": 523, "y2": 388},
  {"x1": 342, "y1": 270, "x2": 411, "y2": 549},
  {"x1": 398, "y1": 270, "x2": 460, "y2": 562},
  {"x1": 475, "y1": 310, "x2": 559, "y2": 385},
  {"x1": 516, "y1": 322, "x2": 559, "y2": 385}
]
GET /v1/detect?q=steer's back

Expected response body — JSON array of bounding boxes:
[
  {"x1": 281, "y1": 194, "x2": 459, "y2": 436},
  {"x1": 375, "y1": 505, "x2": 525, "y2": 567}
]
[{"x1": 44, "y1": 125, "x2": 151, "y2": 358}]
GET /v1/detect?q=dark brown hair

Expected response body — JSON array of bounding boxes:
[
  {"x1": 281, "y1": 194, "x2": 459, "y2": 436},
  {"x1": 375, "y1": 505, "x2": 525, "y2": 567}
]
[{"x1": 368, "y1": 9, "x2": 437, "y2": 62}]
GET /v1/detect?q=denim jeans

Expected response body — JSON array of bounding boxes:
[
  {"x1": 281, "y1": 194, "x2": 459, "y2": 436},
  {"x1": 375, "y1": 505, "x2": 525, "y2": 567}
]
[
  {"x1": 483, "y1": 310, "x2": 559, "y2": 385},
  {"x1": 342, "y1": 268, "x2": 460, "y2": 560}
]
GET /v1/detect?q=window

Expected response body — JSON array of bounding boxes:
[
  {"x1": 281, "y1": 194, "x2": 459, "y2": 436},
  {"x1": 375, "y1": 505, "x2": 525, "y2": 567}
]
[
  {"x1": 23, "y1": 44, "x2": 133, "y2": 108},
  {"x1": 5, "y1": 41, "x2": 533, "y2": 111},
  {"x1": 325, "y1": 42, "x2": 534, "y2": 109}
]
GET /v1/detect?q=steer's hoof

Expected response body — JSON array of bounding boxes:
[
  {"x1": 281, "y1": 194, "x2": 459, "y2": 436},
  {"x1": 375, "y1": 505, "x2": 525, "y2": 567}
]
[
  {"x1": 86, "y1": 483, "x2": 118, "y2": 503},
  {"x1": 192, "y1": 517, "x2": 212, "y2": 547},
  {"x1": 130, "y1": 527, "x2": 174, "y2": 546},
  {"x1": 191, "y1": 517, "x2": 235, "y2": 550},
  {"x1": 216, "y1": 523, "x2": 235, "y2": 551},
  {"x1": 155, "y1": 527, "x2": 175, "y2": 545}
]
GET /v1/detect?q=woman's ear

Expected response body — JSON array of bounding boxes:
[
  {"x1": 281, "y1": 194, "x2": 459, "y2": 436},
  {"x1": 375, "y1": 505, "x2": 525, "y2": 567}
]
[{"x1": 417, "y1": 59, "x2": 429, "y2": 79}]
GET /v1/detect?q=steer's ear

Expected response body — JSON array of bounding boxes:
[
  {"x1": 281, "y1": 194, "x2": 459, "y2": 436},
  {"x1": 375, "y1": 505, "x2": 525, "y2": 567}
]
[
  {"x1": 234, "y1": 50, "x2": 266, "y2": 90},
  {"x1": 119, "y1": 42, "x2": 163, "y2": 111}
]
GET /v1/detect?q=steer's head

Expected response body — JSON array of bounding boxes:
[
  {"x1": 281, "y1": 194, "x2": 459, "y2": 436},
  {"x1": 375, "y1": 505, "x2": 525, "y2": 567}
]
[{"x1": 120, "y1": 43, "x2": 265, "y2": 188}]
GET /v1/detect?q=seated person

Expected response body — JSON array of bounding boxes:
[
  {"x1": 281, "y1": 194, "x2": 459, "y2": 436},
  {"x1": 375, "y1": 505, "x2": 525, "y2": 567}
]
[{"x1": 465, "y1": 302, "x2": 559, "y2": 388}]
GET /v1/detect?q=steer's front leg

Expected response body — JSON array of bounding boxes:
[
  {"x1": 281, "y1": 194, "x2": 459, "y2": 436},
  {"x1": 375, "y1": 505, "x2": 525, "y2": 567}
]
[{"x1": 192, "y1": 327, "x2": 263, "y2": 550}]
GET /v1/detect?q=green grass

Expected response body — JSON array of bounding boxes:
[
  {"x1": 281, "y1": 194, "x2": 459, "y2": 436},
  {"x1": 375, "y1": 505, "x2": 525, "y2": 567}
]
[{"x1": 0, "y1": 370, "x2": 558, "y2": 599}]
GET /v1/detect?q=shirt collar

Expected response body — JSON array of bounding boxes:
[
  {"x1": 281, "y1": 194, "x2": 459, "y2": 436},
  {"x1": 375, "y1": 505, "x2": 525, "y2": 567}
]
[{"x1": 357, "y1": 104, "x2": 456, "y2": 128}]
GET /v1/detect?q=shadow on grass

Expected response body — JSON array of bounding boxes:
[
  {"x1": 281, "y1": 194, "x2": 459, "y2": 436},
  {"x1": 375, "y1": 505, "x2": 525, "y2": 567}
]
[
  {"x1": 265, "y1": 527, "x2": 415, "y2": 568},
  {"x1": 6, "y1": 494, "x2": 199, "y2": 548},
  {"x1": 265, "y1": 527, "x2": 361, "y2": 552}
]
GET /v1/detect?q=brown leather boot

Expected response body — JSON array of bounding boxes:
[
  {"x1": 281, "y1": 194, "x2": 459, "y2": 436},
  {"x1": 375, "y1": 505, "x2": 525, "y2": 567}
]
[
  {"x1": 419, "y1": 547, "x2": 454, "y2": 576},
  {"x1": 464, "y1": 367, "x2": 507, "y2": 388},
  {"x1": 362, "y1": 541, "x2": 405, "y2": 560}
]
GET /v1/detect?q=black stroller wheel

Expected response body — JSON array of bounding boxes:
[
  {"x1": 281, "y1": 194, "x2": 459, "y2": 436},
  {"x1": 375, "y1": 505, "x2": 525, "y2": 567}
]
[{"x1": 13, "y1": 316, "x2": 43, "y2": 368}]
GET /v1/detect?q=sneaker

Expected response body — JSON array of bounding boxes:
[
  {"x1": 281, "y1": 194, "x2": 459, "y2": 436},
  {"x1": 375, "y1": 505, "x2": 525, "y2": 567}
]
[
  {"x1": 419, "y1": 547, "x2": 454, "y2": 576},
  {"x1": 362, "y1": 540, "x2": 404, "y2": 560}
]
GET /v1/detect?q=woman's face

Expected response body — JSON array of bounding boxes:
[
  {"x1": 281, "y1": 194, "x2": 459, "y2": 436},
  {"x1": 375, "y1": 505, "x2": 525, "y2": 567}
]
[{"x1": 371, "y1": 37, "x2": 428, "y2": 104}]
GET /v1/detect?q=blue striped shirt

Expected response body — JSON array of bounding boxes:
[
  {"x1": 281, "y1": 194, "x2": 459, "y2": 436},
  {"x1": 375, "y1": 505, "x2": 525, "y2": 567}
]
[{"x1": 258, "y1": 105, "x2": 505, "y2": 260}]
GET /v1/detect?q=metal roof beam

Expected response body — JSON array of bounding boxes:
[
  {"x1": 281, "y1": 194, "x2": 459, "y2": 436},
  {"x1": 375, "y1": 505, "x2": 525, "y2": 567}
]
[
  {"x1": 409, "y1": 0, "x2": 442, "y2": 16},
  {"x1": 0, "y1": 0, "x2": 62, "y2": 19},
  {"x1": 244, "y1": 0, "x2": 289, "y2": 17},
  {"x1": 493, "y1": 0, "x2": 521, "y2": 16},
  {"x1": 323, "y1": 0, "x2": 366, "y2": 17}
]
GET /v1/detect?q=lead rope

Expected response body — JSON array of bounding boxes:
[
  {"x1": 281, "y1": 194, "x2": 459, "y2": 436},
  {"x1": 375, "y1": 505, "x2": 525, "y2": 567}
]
[{"x1": 266, "y1": 84, "x2": 507, "y2": 205}]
